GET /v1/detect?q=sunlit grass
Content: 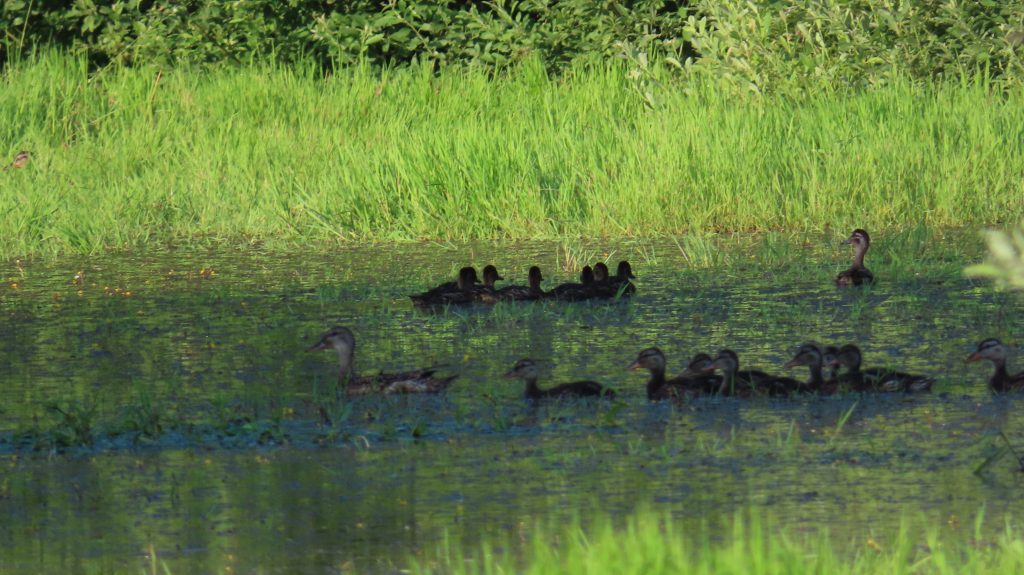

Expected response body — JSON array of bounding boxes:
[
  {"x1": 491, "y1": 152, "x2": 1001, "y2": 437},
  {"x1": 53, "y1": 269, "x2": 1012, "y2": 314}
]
[
  {"x1": 1, "y1": 52, "x2": 1023, "y2": 257},
  {"x1": 412, "y1": 508, "x2": 1024, "y2": 575}
]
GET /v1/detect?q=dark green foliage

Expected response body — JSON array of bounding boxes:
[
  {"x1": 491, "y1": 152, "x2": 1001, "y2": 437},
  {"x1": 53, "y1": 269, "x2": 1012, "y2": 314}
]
[{"x1": 0, "y1": 1, "x2": 690, "y2": 70}]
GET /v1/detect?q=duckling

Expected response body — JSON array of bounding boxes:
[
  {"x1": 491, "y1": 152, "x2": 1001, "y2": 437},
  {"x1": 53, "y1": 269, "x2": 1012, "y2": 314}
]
[
  {"x1": 307, "y1": 327, "x2": 457, "y2": 395},
  {"x1": 628, "y1": 348, "x2": 720, "y2": 401},
  {"x1": 503, "y1": 358, "x2": 615, "y2": 400},
  {"x1": 472, "y1": 265, "x2": 505, "y2": 303},
  {"x1": 835, "y1": 229, "x2": 875, "y2": 286},
  {"x1": 592, "y1": 260, "x2": 636, "y2": 298},
  {"x1": 549, "y1": 266, "x2": 597, "y2": 301},
  {"x1": 782, "y1": 343, "x2": 831, "y2": 394},
  {"x1": 831, "y1": 344, "x2": 932, "y2": 392},
  {"x1": 705, "y1": 349, "x2": 794, "y2": 397},
  {"x1": 966, "y1": 338, "x2": 1024, "y2": 392},
  {"x1": 496, "y1": 266, "x2": 545, "y2": 301},
  {"x1": 410, "y1": 266, "x2": 480, "y2": 306}
]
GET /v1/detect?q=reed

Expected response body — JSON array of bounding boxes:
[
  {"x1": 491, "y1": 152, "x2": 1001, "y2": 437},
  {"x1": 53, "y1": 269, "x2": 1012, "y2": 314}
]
[{"x1": 2, "y1": 52, "x2": 1023, "y2": 257}]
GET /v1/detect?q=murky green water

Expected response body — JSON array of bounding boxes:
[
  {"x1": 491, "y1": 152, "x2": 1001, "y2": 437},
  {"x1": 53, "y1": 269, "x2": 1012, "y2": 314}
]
[{"x1": 2, "y1": 236, "x2": 1024, "y2": 573}]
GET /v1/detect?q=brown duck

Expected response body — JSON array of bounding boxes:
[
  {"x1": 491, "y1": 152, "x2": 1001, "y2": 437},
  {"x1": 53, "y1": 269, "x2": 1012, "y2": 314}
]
[
  {"x1": 835, "y1": 229, "x2": 875, "y2": 286},
  {"x1": 307, "y1": 327, "x2": 457, "y2": 395},
  {"x1": 503, "y1": 358, "x2": 616, "y2": 400}
]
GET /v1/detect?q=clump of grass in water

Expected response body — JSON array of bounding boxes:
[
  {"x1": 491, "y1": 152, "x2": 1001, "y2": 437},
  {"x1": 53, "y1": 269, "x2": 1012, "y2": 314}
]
[{"x1": 410, "y1": 508, "x2": 1024, "y2": 574}]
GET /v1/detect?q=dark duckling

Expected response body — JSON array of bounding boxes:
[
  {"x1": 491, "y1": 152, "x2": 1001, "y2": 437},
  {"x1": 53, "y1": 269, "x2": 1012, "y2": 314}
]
[
  {"x1": 831, "y1": 344, "x2": 932, "y2": 392},
  {"x1": 496, "y1": 266, "x2": 546, "y2": 301},
  {"x1": 966, "y1": 338, "x2": 1024, "y2": 392},
  {"x1": 782, "y1": 343, "x2": 832, "y2": 394},
  {"x1": 592, "y1": 260, "x2": 636, "y2": 298},
  {"x1": 628, "y1": 348, "x2": 720, "y2": 401},
  {"x1": 307, "y1": 327, "x2": 457, "y2": 396},
  {"x1": 549, "y1": 266, "x2": 597, "y2": 301},
  {"x1": 835, "y1": 229, "x2": 875, "y2": 286},
  {"x1": 472, "y1": 265, "x2": 505, "y2": 303},
  {"x1": 410, "y1": 266, "x2": 480, "y2": 306},
  {"x1": 704, "y1": 349, "x2": 794, "y2": 397},
  {"x1": 503, "y1": 358, "x2": 615, "y2": 400}
]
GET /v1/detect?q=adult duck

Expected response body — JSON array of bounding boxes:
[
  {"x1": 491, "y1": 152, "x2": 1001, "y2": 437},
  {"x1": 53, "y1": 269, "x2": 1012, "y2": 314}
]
[
  {"x1": 503, "y1": 358, "x2": 616, "y2": 400},
  {"x1": 966, "y1": 338, "x2": 1024, "y2": 392},
  {"x1": 307, "y1": 327, "x2": 457, "y2": 395},
  {"x1": 835, "y1": 229, "x2": 875, "y2": 286},
  {"x1": 628, "y1": 347, "x2": 720, "y2": 401},
  {"x1": 830, "y1": 344, "x2": 932, "y2": 392}
]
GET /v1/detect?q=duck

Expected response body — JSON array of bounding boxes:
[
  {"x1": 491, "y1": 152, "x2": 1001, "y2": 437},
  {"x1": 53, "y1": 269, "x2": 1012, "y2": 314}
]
[
  {"x1": 704, "y1": 349, "x2": 797, "y2": 397},
  {"x1": 835, "y1": 229, "x2": 875, "y2": 286},
  {"x1": 966, "y1": 338, "x2": 1024, "y2": 392},
  {"x1": 628, "y1": 347, "x2": 720, "y2": 401},
  {"x1": 307, "y1": 327, "x2": 457, "y2": 395},
  {"x1": 503, "y1": 358, "x2": 616, "y2": 400},
  {"x1": 782, "y1": 343, "x2": 833, "y2": 394},
  {"x1": 548, "y1": 266, "x2": 597, "y2": 301},
  {"x1": 830, "y1": 344, "x2": 932, "y2": 392},
  {"x1": 410, "y1": 266, "x2": 480, "y2": 306},
  {"x1": 472, "y1": 264, "x2": 505, "y2": 303},
  {"x1": 592, "y1": 260, "x2": 636, "y2": 298},
  {"x1": 4, "y1": 150, "x2": 29, "y2": 171},
  {"x1": 496, "y1": 266, "x2": 546, "y2": 301}
]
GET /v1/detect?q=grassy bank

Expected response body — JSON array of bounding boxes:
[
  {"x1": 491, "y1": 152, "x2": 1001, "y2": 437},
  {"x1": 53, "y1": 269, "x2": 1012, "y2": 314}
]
[
  {"x1": 412, "y1": 509, "x2": 1024, "y2": 575},
  {"x1": 2, "y1": 52, "x2": 1023, "y2": 257}
]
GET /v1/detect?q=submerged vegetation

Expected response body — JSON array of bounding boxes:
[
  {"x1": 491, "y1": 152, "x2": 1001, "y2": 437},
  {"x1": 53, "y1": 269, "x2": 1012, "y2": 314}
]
[
  {"x1": 2, "y1": 52, "x2": 1024, "y2": 257},
  {"x1": 413, "y1": 508, "x2": 1024, "y2": 575}
]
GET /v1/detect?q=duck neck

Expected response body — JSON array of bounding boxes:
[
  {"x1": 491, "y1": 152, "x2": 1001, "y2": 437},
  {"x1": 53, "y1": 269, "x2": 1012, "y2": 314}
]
[
  {"x1": 524, "y1": 377, "x2": 543, "y2": 400},
  {"x1": 991, "y1": 359, "x2": 1010, "y2": 391},
  {"x1": 717, "y1": 368, "x2": 736, "y2": 395},
  {"x1": 646, "y1": 367, "x2": 666, "y2": 399},
  {"x1": 336, "y1": 347, "x2": 355, "y2": 383},
  {"x1": 806, "y1": 361, "x2": 824, "y2": 387},
  {"x1": 852, "y1": 243, "x2": 868, "y2": 269},
  {"x1": 529, "y1": 277, "x2": 543, "y2": 297}
]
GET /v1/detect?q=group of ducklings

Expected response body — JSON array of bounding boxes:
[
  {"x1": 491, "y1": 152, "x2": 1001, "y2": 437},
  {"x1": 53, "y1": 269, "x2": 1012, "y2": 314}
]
[
  {"x1": 306, "y1": 227, "x2": 1022, "y2": 399},
  {"x1": 409, "y1": 261, "x2": 636, "y2": 306},
  {"x1": 308, "y1": 327, "x2": 1024, "y2": 400}
]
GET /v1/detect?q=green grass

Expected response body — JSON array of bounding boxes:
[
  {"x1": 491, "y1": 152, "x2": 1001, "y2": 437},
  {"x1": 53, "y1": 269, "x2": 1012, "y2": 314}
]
[
  {"x1": 412, "y1": 508, "x2": 1024, "y2": 575},
  {"x1": 2, "y1": 52, "x2": 1024, "y2": 257}
]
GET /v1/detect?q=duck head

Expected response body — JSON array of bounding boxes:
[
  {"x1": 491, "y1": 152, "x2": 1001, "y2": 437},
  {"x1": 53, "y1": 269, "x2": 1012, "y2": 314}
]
[
  {"x1": 503, "y1": 358, "x2": 540, "y2": 380},
  {"x1": 528, "y1": 266, "x2": 544, "y2": 289},
  {"x1": 593, "y1": 263, "x2": 610, "y2": 282},
  {"x1": 966, "y1": 338, "x2": 1009, "y2": 364},
  {"x1": 628, "y1": 347, "x2": 666, "y2": 372},
  {"x1": 783, "y1": 343, "x2": 823, "y2": 369},
  {"x1": 482, "y1": 265, "x2": 503, "y2": 288},
  {"x1": 580, "y1": 265, "x2": 595, "y2": 285},
  {"x1": 616, "y1": 260, "x2": 636, "y2": 279},
  {"x1": 307, "y1": 326, "x2": 356, "y2": 379}
]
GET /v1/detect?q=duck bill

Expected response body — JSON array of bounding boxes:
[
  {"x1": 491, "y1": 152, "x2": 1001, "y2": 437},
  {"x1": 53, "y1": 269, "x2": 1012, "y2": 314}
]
[
  {"x1": 501, "y1": 370, "x2": 517, "y2": 378},
  {"x1": 965, "y1": 352, "x2": 982, "y2": 363},
  {"x1": 626, "y1": 360, "x2": 642, "y2": 370},
  {"x1": 783, "y1": 359, "x2": 802, "y2": 369},
  {"x1": 306, "y1": 340, "x2": 329, "y2": 352},
  {"x1": 840, "y1": 238, "x2": 853, "y2": 245}
]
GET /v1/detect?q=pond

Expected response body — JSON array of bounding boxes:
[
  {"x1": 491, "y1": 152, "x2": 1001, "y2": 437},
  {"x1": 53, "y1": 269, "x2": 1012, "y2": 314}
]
[{"x1": 1, "y1": 233, "x2": 1023, "y2": 573}]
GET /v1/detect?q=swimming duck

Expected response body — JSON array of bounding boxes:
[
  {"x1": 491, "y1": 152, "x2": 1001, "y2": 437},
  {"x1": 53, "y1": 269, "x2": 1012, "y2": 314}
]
[
  {"x1": 835, "y1": 229, "x2": 875, "y2": 286},
  {"x1": 705, "y1": 349, "x2": 796, "y2": 397},
  {"x1": 472, "y1": 265, "x2": 505, "y2": 303},
  {"x1": 496, "y1": 266, "x2": 546, "y2": 301},
  {"x1": 549, "y1": 266, "x2": 598, "y2": 301},
  {"x1": 782, "y1": 343, "x2": 832, "y2": 394},
  {"x1": 628, "y1": 348, "x2": 720, "y2": 401},
  {"x1": 410, "y1": 266, "x2": 480, "y2": 306},
  {"x1": 307, "y1": 327, "x2": 457, "y2": 395},
  {"x1": 830, "y1": 344, "x2": 932, "y2": 392},
  {"x1": 503, "y1": 358, "x2": 616, "y2": 400},
  {"x1": 966, "y1": 338, "x2": 1024, "y2": 392},
  {"x1": 591, "y1": 260, "x2": 636, "y2": 298}
]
